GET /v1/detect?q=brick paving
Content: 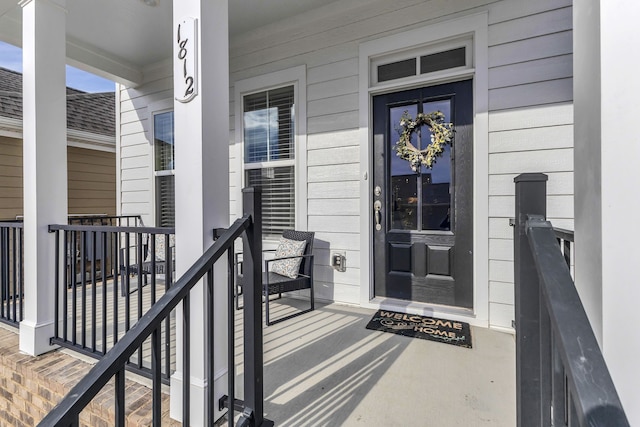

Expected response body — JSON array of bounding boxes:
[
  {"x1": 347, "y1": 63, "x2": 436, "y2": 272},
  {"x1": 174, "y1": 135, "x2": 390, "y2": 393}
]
[{"x1": 0, "y1": 326, "x2": 178, "y2": 426}]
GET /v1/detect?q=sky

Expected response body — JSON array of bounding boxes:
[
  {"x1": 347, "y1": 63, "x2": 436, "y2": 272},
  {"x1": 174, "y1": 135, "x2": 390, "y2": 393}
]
[{"x1": 0, "y1": 40, "x2": 115, "y2": 93}]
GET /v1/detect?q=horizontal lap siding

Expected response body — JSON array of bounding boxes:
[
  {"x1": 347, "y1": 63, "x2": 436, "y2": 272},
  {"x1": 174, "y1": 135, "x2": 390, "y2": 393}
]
[
  {"x1": 119, "y1": 74, "x2": 167, "y2": 224},
  {"x1": 0, "y1": 137, "x2": 22, "y2": 220},
  {"x1": 229, "y1": 0, "x2": 574, "y2": 310},
  {"x1": 231, "y1": 0, "x2": 497, "y2": 304},
  {"x1": 0, "y1": 137, "x2": 115, "y2": 219},
  {"x1": 487, "y1": 2, "x2": 574, "y2": 329},
  {"x1": 67, "y1": 147, "x2": 116, "y2": 216},
  {"x1": 114, "y1": 0, "x2": 575, "y2": 316}
]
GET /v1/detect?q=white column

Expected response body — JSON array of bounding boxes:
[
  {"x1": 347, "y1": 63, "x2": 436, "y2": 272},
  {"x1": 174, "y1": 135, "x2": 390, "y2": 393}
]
[
  {"x1": 19, "y1": 0, "x2": 68, "y2": 356},
  {"x1": 574, "y1": 1, "x2": 640, "y2": 424},
  {"x1": 170, "y1": 1, "x2": 229, "y2": 424}
]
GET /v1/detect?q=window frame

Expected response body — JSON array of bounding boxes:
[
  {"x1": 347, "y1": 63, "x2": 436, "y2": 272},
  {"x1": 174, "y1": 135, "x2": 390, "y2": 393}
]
[
  {"x1": 234, "y1": 66, "x2": 308, "y2": 243},
  {"x1": 358, "y1": 13, "x2": 489, "y2": 320},
  {"x1": 370, "y1": 38, "x2": 474, "y2": 88},
  {"x1": 148, "y1": 99, "x2": 175, "y2": 227}
]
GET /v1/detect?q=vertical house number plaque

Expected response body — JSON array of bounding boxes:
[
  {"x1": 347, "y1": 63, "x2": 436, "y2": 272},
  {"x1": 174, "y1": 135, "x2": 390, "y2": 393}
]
[{"x1": 175, "y1": 17, "x2": 198, "y2": 103}]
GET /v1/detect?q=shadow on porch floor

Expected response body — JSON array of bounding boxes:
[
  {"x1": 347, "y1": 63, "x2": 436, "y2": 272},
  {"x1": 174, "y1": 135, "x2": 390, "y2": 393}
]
[{"x1": 228, "y1": 300, "x2": 516, "y2": 426}]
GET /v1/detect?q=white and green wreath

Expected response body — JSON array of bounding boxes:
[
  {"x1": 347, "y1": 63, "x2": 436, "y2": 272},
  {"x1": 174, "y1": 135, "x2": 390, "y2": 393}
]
[{"x1": 394, "y1": 111, "x2": 454, "y2": 172}]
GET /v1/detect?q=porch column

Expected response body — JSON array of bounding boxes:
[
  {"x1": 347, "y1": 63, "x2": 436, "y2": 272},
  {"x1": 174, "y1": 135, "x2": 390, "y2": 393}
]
[
  {"x1": 170, "y1": 1, "x2": 229, "y2": 424},
  {"x1": 19, "y1": 0, "x2": 68, "y2": 356},
  {"x1": 574, "y1": 0, "x2": 639, "y2": 424}
]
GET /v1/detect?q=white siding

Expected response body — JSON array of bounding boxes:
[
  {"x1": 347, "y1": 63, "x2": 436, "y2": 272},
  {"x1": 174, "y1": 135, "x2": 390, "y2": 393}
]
[
  {"x1": 118, "y1": 0, "x2": 575, "y2": 325},
  {"x1": 118, "y1": 70, "x2": 172, "y2": 225},
  {"x1": 487, "y1": 1, "x2": 574, "y2": 328}
]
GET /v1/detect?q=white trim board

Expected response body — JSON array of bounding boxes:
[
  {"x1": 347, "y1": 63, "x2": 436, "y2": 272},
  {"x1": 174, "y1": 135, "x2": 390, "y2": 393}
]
[
  {"x1": 233, "y1": 65, "x2": 308, "y2": 234},
  {"x1": 358, "y1": 12, "x2": 490, "y2": 326}
]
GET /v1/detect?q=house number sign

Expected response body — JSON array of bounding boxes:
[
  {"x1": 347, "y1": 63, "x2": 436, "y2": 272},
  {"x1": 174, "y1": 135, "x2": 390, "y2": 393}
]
[{"x1": 175, "y1": 17, "x2": 198, "y2": 103}]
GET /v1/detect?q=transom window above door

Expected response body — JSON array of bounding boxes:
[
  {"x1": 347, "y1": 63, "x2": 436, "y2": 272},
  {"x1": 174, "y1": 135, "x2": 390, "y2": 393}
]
[{"x1": 371, "y1": 38, "x2": 472, "y2": 86}]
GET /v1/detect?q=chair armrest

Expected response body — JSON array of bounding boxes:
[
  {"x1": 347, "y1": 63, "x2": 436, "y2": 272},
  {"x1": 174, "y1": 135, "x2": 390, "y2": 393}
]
[
  {"x1": 264, "y1": 253, "x2": 314, "y2": 274},
  {"x1": 264, "y1": 252, "x2": 313, "y2": 264}
]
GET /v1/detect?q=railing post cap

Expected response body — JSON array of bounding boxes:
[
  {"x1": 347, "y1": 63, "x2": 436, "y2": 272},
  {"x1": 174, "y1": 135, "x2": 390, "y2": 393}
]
[{"x1": 514, "y1": 173, "x2": 548, "y2": 183}]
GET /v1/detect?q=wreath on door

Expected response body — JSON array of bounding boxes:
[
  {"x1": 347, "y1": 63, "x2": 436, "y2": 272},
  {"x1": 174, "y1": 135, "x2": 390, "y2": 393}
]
[{"x1": 394, "y1": 111, "x2": 454, "y2": 172}]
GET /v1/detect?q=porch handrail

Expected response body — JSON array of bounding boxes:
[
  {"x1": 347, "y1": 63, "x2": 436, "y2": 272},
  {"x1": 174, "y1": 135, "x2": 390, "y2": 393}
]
[
  {"x1": 40, "y1": 188, "x2": 270, "y2": 426},
  {"x1": 514, "y1": 174, "x2": 629, "y2": 426}
]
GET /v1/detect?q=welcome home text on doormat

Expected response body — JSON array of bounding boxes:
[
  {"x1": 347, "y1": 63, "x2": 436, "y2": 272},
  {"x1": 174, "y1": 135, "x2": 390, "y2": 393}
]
[{"x1": 366, "y1": 310, "x2": 472, "y2": 348}]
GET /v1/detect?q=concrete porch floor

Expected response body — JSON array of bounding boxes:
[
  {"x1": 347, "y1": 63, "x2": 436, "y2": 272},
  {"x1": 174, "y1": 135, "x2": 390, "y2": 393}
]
[
  {"x1": 231, "y1": 300, "x2": 516, "y2": 426},
  {"x1": 0, "y1": 296, "x2": 515, "y2": 425}
]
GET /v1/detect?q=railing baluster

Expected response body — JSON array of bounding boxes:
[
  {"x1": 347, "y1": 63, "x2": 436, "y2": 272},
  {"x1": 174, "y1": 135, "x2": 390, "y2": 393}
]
[
  {"x1": 152, "y1": 326, "x2": 161, "y2": 427},
  {"x1": 54, "y1": 230, "x2": 60, "y2": 338},
  {"x1": 125, "y1": 233, "x2": 131, "y2": 333},
  {"x1": 1, "y1": 227, "x2": 6, "y2": 321},
  {"x1": 113, "y1": 232, "x2": 119, "y2": 346},
  {"x1": 183, "y1": 293, "x2": 190, "y2": 427},
  {"x1": 115, "y1": 367, "x2": 125, "y2": 426},
  {"x1": 164, "y1": 234, "x2": 171, "y2": 381},
  {"x1": 151, "y1": 234, "x2": 156, "y2": 305},
  {"x1": 91, "y1": 231, "x2": 97, "y2": 353},
  {"x1": 2, "y1": 228, "x2": 7, "y2": 321},
  {"x1": 81, "y1": 230, "x2": 87, "y2": 349},
  {"x1": 71, "y1": 230, "x2": 77, "y2": 346},
  {"x1": 11, "y1": 227, "x2": 17, "y2": 322},
  {"x1": 227, "y1": 246, "x2": 235, "y2": 425},
  {"x1": 102, "y1": 232, "x2": 108, "y2": 355},
  {"x1": 137, "y1": 232, "x2": 143, "y2": 369},
  {"x1": 207, "y1": 266, "x2": 214, "y2": 424},
  {"x1": 63, "y1": 231, "x2": 69, "y2": 342},
  {"x1": 18, "y1": 227, "x2": 23, "y2": 322}
]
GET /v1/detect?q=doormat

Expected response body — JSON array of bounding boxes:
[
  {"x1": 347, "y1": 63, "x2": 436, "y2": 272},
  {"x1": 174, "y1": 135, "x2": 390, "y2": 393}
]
[{"x1": 365, "y1": 310, "x2": 472, "y2": 348}]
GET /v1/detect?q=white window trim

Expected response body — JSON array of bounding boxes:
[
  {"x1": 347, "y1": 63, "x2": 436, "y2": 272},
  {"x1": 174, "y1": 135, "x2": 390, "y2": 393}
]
[
  {"x1": 358, "y1": 12, "x2": 489, "y2": 327},
  {"x1": 234, "y1": 65, "x2": 308, "y2": 243},
  {"x1": 370, "y1": 37, "x2": 474, "y2": 87},
  {"x1": 148, "y1": 98, "x2": 174, "y2": 227}
]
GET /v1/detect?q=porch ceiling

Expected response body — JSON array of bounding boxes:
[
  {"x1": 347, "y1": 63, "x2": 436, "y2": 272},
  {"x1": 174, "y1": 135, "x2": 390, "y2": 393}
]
[{"x1": 0, "y1": 0, "x2": 334, "y2": 86}]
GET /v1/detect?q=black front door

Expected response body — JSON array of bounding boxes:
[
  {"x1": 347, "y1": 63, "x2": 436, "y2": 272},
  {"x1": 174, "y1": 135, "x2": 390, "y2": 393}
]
[{"x1": 372, "y1": 80, "x2": 473, "y2": 308}]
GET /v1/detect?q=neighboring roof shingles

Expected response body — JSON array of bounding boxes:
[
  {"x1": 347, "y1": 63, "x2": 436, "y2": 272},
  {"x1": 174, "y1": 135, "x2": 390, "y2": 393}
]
[{"x1": 0, "y1": 67, "x2": 114, "y2": 137}]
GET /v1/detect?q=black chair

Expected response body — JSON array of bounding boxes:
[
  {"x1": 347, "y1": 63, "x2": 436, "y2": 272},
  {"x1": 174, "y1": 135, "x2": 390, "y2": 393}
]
[{"x1": 236, "y1": 230, "x2": 315, "y2": 326}]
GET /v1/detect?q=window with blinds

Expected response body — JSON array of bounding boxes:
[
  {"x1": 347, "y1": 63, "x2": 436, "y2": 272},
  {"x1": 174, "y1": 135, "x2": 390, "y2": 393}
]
[
  {"x1": 243, "y1": 85, "x2": 295, "y2": 238},
  {"x1": 154, "y1": 111, "x2": 175, "y2": 227}
]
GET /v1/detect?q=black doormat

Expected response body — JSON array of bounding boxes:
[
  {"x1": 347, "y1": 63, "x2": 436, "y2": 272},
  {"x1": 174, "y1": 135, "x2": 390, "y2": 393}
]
[{"x1": 366, "y1": 310, "x2": 472, "y2": 348}]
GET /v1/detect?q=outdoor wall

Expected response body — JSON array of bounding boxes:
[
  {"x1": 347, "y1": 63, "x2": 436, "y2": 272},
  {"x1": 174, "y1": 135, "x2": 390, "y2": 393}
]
[
  {"x1": 117, "y1": 63, "x2": 173, "y2": 225},
  {"x1": 0, "y1": 136, "x2": 21, "y2": 220},
  {"x1": 119, "y1": 0, "x2": 574, "y2": 330},
  {"x1": 0, "y1": 136, "x2": 116, "y2": 219}
]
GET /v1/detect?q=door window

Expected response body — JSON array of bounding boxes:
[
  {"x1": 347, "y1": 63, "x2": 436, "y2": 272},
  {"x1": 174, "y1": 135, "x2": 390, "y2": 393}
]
[{"x1": 390, "y1": 100, "x2": 452, "y2": 232}]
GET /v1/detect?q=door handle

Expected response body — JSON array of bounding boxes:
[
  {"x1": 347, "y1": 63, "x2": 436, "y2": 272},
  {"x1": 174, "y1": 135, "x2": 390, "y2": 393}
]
[{"x1": 374, "y1": 200, "x2": 382, "y2": 231}]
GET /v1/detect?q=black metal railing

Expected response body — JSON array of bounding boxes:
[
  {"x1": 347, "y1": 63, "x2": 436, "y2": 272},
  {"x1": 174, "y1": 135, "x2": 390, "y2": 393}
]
[
  {"x1": 0, "y1": 221, "x2": 24, "y2": 325},
  {"x1": 68, "y1": 215, "x2": 144, "y2": 227},
  {"x1": 553, "y1": 227, "x2": 574, "y2": 271},
  {"x1": 48, "y1": 221, "x2": 175, "y2": 383},
  {"x1": 513, "y1": 174, "x2": 629, "y2": 426},
  {"x1": 41, "y1": 188, "x2": 271, "y2": 427},
  {"x1": 67, "y1": 215, "x2": 144, "y2": 281}
]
